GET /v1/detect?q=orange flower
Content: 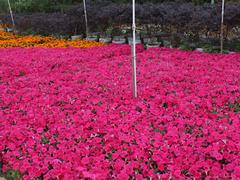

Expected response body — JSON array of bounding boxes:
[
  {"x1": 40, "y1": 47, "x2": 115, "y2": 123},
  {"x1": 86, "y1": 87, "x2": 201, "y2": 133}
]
[{"x1": 0, "y1": 32, "x2": 104, "y2": 48}]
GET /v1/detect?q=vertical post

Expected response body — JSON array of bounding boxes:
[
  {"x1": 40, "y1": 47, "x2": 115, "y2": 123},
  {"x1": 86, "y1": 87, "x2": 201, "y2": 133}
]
[
  {"x1": 7, "y1": 0, "x2": 15, "y2": 30},
  {"x1": 132, "y1": 0, "x2": 137, "y2": 98},
  {"x1": 211, "y1": 0, "x2": 214, "y2": 5},
  {"x1": 220, "y1": 0, "x2": 225, "y2": 54},
  {"x1": 83, "y1": 0, "x2": 89, "y2": 38}
]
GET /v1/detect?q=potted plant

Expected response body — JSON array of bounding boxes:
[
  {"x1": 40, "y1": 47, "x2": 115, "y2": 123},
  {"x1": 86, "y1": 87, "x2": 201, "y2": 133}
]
[
  {"x1": 127, "y1": 37, "x2": 141, "y2": 45},
  {"x1": 146, "y1": 42, "x2": 162, "y2": 49},
  {"x1": 71, "y1": 35, "x2": 83, "y2": 40},
  {"x1": 71, "y1": 25, "x2": 83, "y2": 40},
  {"x1": 143, "y1": 37, "x2": 158, "y2": 45},
  {"x1": 112, "y1": 36, "x2": 126, "y2": 44},
  {"x1": 86, "y1": 33, "x2": 99, "y2": 41},
  {"x1": 141, "y1": 36, "x2": 162, "y2": 49},
  {"x1": 99, "y1": 36, "x2": 112, "y2": 43}
]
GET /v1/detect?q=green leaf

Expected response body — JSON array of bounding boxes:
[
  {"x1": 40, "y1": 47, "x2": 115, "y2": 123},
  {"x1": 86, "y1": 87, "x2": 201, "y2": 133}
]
[
  {"x1": 6, "y1": 169, "x2": 22, "y2": 179},
  {"x1": 41, "y1": 136, "x2": 50, "y2": 144}
]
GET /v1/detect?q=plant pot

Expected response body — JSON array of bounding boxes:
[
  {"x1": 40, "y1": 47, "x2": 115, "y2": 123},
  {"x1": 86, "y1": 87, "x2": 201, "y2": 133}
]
[
  {"x1": 163, "y1": 40, "x2": 172, "y2": 48},
  {"x1": 146, "y1": 43, "x2": 161, "y2": 49},
  {"x1": 143, "y1": 37, "x2": 158, "y2": 44},
  {"x1": 112, "y1": 36, "x2": 126, "y2": 44},
  {"x1": 99, "y1": 37, "x2": 112, "y2": 43},
  {"x1": 86, "y1": 36, "x2": 99, "y2": 41},
  {"x1": 71, "y1": 35, "x2": 83, "y2": 40},
  {"x1": 196, "y1": 48, "x2": 204, "y2": 52},
  {"x1": 127, "y1": 37, "x2": 141, "y2": 45},
  {"x1": 6, "y1": 28, "x2": 13, "y2": 32}
]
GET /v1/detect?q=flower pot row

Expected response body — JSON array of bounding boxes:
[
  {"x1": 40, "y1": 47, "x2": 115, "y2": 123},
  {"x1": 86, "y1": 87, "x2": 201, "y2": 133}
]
[
  {"x1": 0, "y1": 27, "x2": 14, "y2": 32},
  {"x1": 71, "y1": 34, "x2": 166, "y2": 49}
]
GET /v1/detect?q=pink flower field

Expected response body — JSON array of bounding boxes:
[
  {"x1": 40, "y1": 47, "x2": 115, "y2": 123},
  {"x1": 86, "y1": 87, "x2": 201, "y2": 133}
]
[{"x1": 0, "y1": 45, "x2": 240, "y2": 179}]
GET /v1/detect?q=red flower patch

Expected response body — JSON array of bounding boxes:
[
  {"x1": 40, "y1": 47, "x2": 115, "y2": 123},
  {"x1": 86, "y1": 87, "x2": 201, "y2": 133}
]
[{"x1": 0, "y1": 45, "x2": 240, "y2": 179}]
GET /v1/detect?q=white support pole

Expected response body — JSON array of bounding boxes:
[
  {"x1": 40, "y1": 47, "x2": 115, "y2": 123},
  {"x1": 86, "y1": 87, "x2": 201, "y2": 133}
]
[
  {"x1": 83, "y1": 0, "x2": 89, "y2": 38},
  {"x1": 7, "y1": 0, "x2": 15, "y2": 30},
  {"x1": 211, "y1": 0, "x2": 214, "y2": 5},
  {"x1": 132, "y1": 0, "x2": 137, "y2": 98},
  {"x1": 220, "y1": 0, "x2": 225, "y2": 54}
]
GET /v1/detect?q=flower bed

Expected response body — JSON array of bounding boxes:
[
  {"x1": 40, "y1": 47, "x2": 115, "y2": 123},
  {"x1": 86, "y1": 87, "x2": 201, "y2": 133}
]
[
  {"x1": 0, "y1": 32, "x2": 104, "y2": 48},
  {"x1": 0, "y1": 45, "x2": 240, "y2": 179}
]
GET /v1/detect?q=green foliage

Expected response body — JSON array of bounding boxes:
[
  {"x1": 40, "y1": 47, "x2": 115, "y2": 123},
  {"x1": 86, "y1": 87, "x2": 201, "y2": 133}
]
[
  {"x1": 234, "y1": 42, "x2": 240, "y2": 52},
  {"x1": 25, "y1": 28, "x2": 37, "y2": 35},
  {"x1": 0, "y1": 0, "x2": 81, "y2": 13},
  {"x1": 202, "y1": 44, "x2": 223, "y2": 53},
  {"x1": 179, "y1": 42, "x2": 196, "y2": 51},
  {"x1": 13, "y1": 0, "x2": 54, "y2": 12},
  {"x1": 202, "y1": 44, "x2": 215, "y2": 53},
  {"x1": 229, "y1": 101, "x2": 240, "y2": 112},
  {"x1": 0, "y1": 0, "x2": 8, "y2": 14},
  {"x1": 41, "y1": 136, "x2": 50, "y2": 144},
  {"x1": 5, "y1": 169, "x2": 22, "y2": 180}
]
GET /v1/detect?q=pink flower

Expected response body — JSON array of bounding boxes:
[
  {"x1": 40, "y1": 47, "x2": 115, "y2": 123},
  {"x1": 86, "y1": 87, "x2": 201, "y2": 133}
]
[
  {"x1": 0, "y1": 45, "x2": 239, "y2": 179},
  {"x1": 235, "y1": 166, "x2": 240, "y2": 177}
]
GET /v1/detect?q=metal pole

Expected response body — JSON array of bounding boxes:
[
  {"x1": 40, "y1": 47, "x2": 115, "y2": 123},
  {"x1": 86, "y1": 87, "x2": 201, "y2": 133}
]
[
  {"x1": 7, "y1": 0, "x2": 15, "y2": 30},
  {"x1": 220, "y1": 0, "x2": 225, "y2": 54},
  {"x1": 132, "y1": 0, "x2": 137, "y2": 98},
  {"x1": 83, "y1": 0, "x2": 89, "y2": 38}
]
